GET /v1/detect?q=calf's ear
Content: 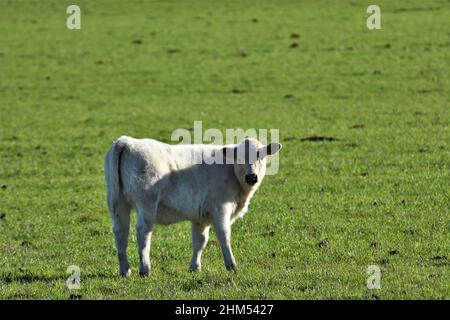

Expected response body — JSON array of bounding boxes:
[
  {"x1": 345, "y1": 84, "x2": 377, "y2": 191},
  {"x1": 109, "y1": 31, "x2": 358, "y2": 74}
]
[{"x1": 258, "y1": 143, "x2": 282, "y2": 159}]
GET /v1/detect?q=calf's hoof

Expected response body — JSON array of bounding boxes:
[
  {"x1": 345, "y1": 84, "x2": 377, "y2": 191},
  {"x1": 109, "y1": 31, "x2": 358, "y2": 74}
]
[
  {"x1": 139, "y1": 269, "x2": 151, "y2": 277},
  {"x1": 189, "y1": 264, "x2": 201, "y2": 272},
  {"x1": 119, "y1": 269, "x2": 131, "y2": 277},
  {"x1": 225, "y1": 263, "x2": 238, "y2": 272}
]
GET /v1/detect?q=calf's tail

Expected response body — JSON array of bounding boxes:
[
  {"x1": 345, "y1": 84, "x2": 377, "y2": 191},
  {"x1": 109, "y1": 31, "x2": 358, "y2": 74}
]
[{"x1": 104, "y1": 137, "x2": 128, "y2": 216}]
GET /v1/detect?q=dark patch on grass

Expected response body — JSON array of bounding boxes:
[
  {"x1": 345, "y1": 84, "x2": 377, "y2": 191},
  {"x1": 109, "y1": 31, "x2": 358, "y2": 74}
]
[
  {"x1": 70, "y1": 201, "x2": 79, "y2": 211},
  {"x1": 167, "y1": 48, "x2": 180, "y2": 54},
  {"x1": 284, "y1": 94, "x2": 294, "y2": 99},
  {"x1": 318, "y1": 239, "x2": 331, "y2": 248},
  {"x1": 389, "y1": 250, "x2": 399, "y2": 256},
  {"x1": 289, "y1": 42, "x2": 299, "y2": 48},
  {"x1": 290, "y1": 33, "x2": 300, "y2": 39},
  {"x1": 393, "y1": 7, "x2": 441, "y2": 13},
  {"x1": 0, "y1": 213, "x2": 5, "y2": 219},
  {"x1": 375, "y1": 43, "x2": 391, "y2": 49},
  {"x1": 89, "y1": 228, "x2": 109, "y2": 237},
  {"x1": 84, "y1": 118, "x2": 95, "y2": 126},
  {"x1": 90, "y1": 230, "x2": 101, "y2": 237},
  {"x1": 263, "y1": 230, "x2": 275, "y2": 237},
  {"x1": 418, "y1": 147, "x2": 431, "y2": 153},
  {"x1": 403, "y1": 228, "x2": 416, "y2": 235},
  {"x1": 1, "y1": 185, "x2": 7, "y2": 190},
  {"x1": 350, "y1": 124, "x2": 365, "y2": 129},
  {"x1": 377, "y1": 258, "x2": 388, "y2": 265},
  {"x1": 370, "y1": 242, "x2": 378, "y2": 248},
  {"x1": 298, "y1": 285, "x2": 308, "y2": 292},
  {"x1": 231, "y1": 88, "x2": 245, "y2": 94},
  {"x1": 95, "y1": 60, "x2": 103, "y2": 65},
  {"x1": 251, "y1": 18, "x2": 258, "y2": 23},
  {"x1": 438, "y1": 41, "x2": 450, "y2": 48},
  {"x1": 21, "y1": 240, "x2": 31, "y2": 248},
  {"x1": 132, "y1": 39, "x2": 143, "y2": 45},
  {"x1": 284, "y1": 137, "x2": 298, "y2": 142},
  {"x1": 371, "y1": 294, "x2": 380, "y2": 300},
  {"x1": 416, "y1": 89, "x2": 433, "y2": 94},
  {"x1": 79, "y1": 215, "x2": 98, "y2": 224},
  {"x1": 69, "y1": 294, "x2": 83, "y2": 300},
  {"x1": 361, "y1": 172, "x2": 368, "y2": 177},
  {"x1": 344, "y1": 143, "x2": 359, "y2": 148},
  {"x1": 430, "y1": 256, "x2": 448, "y2": 266},
  {"x1": 236, "y1": 49, "x2": 248, "y2": 57},
  {"x1": 300, "y1": 136, "x2": 338, "y2": 142}
]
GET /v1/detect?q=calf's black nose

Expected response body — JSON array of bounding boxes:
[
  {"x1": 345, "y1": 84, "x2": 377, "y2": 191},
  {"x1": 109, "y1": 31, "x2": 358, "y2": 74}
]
[{"x1": 245, "y1": 174, "x2": 258, "y2": 185}]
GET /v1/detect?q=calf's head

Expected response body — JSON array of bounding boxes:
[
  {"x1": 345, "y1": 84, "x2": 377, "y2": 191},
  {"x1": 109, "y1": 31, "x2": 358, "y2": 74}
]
[{"x1": 222, "y1": 138, "x2": 282, "y2": 189}]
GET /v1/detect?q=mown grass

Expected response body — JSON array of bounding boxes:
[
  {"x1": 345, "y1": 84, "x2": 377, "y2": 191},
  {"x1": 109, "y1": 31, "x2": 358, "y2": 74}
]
[{"x1": 0, "y1": 0, "x2": 449, "y2": 299}]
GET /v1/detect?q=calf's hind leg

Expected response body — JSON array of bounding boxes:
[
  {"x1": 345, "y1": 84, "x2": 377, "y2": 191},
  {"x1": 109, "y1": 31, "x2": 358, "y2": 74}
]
[
  {"x1": 112, "y1": 201, "x2": 132, "y2": 277},
  {"x1": 135, "y1": 195, "x2": 158, "y2": 276}
]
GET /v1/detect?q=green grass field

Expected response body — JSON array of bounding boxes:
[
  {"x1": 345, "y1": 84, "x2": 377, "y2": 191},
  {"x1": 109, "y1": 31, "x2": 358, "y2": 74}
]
[{"x1": 0, "y1": 0, "x2": 449, "y2": 299}]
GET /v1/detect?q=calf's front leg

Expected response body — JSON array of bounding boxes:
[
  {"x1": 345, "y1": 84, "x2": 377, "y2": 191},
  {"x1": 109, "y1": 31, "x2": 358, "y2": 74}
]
[
  {"x1": 212, "y1": 210, "x2": 237, "y2": 271},
  {"x1": 189, "y1": 223, "x2": 210, "y2": 272}
]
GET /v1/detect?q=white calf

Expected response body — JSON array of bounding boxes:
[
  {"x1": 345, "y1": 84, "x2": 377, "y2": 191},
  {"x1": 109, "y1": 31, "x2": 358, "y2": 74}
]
[{"x1": 104, "y1": 136, "x2": 282, "y2": 276}]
